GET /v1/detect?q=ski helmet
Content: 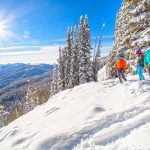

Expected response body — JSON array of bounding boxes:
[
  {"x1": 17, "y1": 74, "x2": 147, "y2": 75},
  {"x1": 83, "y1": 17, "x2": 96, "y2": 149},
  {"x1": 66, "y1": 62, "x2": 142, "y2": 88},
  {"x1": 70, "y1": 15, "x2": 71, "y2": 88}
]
[
  {"x1": 136, "y1": 49, "x2": 142, "y2": 56},
  {"x1": 118, "y1": 53, "x2": 125, "y2": 58}
]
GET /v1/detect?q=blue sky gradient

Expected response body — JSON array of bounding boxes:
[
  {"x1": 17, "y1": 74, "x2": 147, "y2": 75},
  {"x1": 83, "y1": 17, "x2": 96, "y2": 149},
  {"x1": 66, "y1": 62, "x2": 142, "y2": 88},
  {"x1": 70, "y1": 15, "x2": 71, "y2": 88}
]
[{"x1": 0, "y1": 0, "x2": 122, "y2": 64}]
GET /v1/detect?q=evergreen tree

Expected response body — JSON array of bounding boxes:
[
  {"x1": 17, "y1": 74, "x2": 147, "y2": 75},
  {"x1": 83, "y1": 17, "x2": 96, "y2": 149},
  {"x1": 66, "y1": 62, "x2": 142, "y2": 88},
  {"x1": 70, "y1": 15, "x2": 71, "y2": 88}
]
[
  {"x1": 62, "y1": 47, "x2": 67, "y2": 89},
  {"x1": 58, "y1": 47, "x2": 65, "y2": 92},
  {"x1": 25, "y1": 80, "x2": 39, "y2": 113},
  {"x1": 79, "y1": 15, "x2": 86, "y2": 84},
  {"x1": 128, "y1": 0, "x2": 150, "y2": 50},
  {"x1": 107, "y1": 1, "x2": 131, "y2": 77},
  {"x1": 51, "y1": 64, "x2": 58, "y2": 95},
  {"x1": 79, "y1": 15, "x2": 94, "y2": 84},
  {"x1": 57, "y1": 15, "x2": 95, "y2": 90},
  {"x1": 0, "y1": 105, "x2": 9, "y2": 128},
  {"x1": 84, "y1": 15, "x2": 94, "y2": 82},
  {"x1": 65, "y1": 27, "x2": 73, "y2": 88},
  {"x1": 71, "y1": 24, "x2": 80, "y2": 86}
]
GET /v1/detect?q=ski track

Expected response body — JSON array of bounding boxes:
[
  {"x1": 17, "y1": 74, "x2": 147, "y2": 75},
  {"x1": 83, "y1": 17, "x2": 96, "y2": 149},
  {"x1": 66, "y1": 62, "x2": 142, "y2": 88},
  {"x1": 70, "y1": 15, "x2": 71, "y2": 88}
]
[
  {"x1": 38, "y1": 79, "x2": 150, "y2": 150},
  {"x1": 66, "y1": 101, "x2": 150, "y2": 150}
]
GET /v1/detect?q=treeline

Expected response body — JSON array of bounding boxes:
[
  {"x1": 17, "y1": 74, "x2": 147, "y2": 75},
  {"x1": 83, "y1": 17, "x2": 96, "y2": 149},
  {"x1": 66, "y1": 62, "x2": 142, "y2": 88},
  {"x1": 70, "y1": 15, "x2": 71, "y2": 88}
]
[
  {"x1": 51, "y1": 15, "x2": 105, "y2": 95},
  {"x1": 0, "y1": 80, "x2": 51, "y2": 127}
]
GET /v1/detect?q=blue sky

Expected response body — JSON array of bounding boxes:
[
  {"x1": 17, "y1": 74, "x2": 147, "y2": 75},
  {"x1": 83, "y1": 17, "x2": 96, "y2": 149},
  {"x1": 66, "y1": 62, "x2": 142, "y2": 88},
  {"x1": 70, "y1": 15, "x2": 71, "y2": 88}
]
[{"x1": 0, "y1": 0, "x2": 122, "y2": 64}]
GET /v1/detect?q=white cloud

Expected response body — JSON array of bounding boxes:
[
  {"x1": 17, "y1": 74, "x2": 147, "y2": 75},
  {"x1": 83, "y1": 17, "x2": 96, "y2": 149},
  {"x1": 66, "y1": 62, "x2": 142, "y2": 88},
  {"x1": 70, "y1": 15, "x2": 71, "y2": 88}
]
[
  {"x1": 0, "y1": 50, "x2": 39, "y2": 56},
  {"x1": 23, "y1": 35, "x2": 29, "y2": 38},
  {"x1": 0, "y1": 45, "x2": 60, "y2": 64},
  {"x1": 0, "y1": 45, "x2": 40, "y2": 51},
  {"x1": 0, "y1": 43, "x2": 112, "y2": 64},
  {"x1": 23, "y1": 30, "x2": 30, "y2": 39}
]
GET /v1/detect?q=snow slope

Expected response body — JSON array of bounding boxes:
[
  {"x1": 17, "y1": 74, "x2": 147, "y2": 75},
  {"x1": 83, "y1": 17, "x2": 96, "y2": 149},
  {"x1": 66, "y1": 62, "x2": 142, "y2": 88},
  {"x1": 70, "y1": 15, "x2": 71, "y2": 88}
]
[{"x1": 0, "y1": 73, "x2": 150, "y2": 150}]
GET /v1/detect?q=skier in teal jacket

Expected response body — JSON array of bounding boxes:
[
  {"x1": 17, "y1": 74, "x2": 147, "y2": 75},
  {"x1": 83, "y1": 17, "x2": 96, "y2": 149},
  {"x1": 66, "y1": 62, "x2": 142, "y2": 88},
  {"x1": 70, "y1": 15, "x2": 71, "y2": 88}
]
[{"x1": 144, "y1": 48, "x2": 150, "y2": 76}]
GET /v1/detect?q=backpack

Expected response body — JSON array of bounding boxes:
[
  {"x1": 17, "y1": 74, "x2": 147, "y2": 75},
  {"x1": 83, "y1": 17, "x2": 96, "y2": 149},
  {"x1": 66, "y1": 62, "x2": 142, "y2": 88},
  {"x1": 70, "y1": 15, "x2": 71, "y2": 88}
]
[{"x1": 144, "y1": 49, "x2": 150, "y2": 66}]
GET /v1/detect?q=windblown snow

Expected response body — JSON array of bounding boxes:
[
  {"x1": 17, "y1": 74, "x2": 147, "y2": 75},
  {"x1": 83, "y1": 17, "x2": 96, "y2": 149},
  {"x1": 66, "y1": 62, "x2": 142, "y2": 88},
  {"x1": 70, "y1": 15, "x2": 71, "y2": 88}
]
[{"x1": 0, "y1": 73, "x2": 150, "y2": 150}]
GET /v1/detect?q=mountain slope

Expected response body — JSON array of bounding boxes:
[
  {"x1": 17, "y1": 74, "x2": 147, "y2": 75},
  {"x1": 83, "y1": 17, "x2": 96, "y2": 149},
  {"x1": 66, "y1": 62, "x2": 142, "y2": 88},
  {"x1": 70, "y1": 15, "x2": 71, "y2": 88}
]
[
  {"x1": 0, "y1": 64, "x2": 53, "y2": 113},
  {"x1": 0, "y1": 73, "x2": 150, "y2": 150},
  {"x1": 0, "y1": 63, "x2": 53, "y2": 89}
]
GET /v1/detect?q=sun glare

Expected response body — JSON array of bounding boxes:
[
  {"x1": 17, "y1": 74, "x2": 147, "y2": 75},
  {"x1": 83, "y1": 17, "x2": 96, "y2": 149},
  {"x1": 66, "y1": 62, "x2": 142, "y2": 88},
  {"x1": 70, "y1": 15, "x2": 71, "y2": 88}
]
[
  {"x1": 0, "y1": 20, "x2": 13, "y2": 40},
  {"x1": 0, "y1": 9, "x2": 19, "y2": 41},
  {"x1": 0, "y1": 2, "x2": 37, "y2": 43}
]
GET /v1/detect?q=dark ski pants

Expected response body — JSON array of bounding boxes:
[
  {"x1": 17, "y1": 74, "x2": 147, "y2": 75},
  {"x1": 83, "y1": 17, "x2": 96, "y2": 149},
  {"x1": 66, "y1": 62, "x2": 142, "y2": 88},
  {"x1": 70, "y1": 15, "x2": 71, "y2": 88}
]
[
  {"x1": 147, "y1": 67, "x2": 150, "y2": 76},
  {"x1": 117, "y1": 68, "x2": 127, "y2": 83}
]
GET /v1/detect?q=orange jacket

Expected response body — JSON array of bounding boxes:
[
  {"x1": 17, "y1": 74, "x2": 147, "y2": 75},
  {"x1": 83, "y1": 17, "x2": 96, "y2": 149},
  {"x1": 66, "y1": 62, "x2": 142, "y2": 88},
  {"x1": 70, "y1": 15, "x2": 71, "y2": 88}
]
[{"x1": 115, "y1": 59, "x2": 127, "y2": 71}]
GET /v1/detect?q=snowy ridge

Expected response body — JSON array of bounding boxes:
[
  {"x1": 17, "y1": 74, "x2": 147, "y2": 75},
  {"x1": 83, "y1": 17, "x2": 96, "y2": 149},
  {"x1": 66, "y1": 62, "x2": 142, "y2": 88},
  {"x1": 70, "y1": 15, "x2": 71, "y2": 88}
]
[{"x1": 0, "y1": 74, "x2": 150, "y2": 150}]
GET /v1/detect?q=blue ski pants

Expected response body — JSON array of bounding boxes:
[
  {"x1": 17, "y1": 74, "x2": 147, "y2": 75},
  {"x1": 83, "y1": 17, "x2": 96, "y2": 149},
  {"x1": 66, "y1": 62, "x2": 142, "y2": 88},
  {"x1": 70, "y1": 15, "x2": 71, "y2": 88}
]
[{"x1": 137, "y1": 66, "x2": 145, "y2": 80}]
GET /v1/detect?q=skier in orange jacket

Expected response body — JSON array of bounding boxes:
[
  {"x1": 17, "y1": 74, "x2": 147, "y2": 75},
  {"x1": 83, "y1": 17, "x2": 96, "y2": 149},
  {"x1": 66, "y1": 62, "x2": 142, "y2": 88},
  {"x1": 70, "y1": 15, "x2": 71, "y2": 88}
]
[{"x1": 115, "y1": 54, "x2": 127, "y2": 83}]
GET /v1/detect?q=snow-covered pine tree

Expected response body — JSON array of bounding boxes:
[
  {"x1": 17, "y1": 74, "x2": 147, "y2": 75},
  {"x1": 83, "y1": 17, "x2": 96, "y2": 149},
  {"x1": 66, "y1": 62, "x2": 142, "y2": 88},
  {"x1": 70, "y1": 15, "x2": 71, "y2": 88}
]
[
  {"x1": 118, "y1": 0, "x2": 130, "y2": 51},
  {"x1": 79, "y1": 15, "x2": 86, "y2": 84},
  {"x1": 126, "y1": 0, "x2": 150, "y2": 74},
  {"x1": 0, "y1": 105, "x2": 9, "y2": 128},
  {"x1": 25, "y1": 82, "x2": 33, "y2": 112},
  {"x1": 71, "y1": 24, "x2": 80, "y2": 86},
  {"x1": 62, "y1": 47, "x2": 67, "y2": 89},
  {"x1": 57, "y1": 47, "x2": 65, "y2": 92},
  {"x1": 57, "y1": 15, "x2": 95, "y2": 88},
  {"x1": 107, "y1": 0, "x2": 132, "y2": 77},
  {"x1": 84, "y1": 15, "x2": 94, "y2": 82},
  {"x1": 107, "y1": 0, "x2": 131, "y2": 77},
  {"x1": 70, "y1": 30, "x2": 75, "y2": 88},
  {"x1": 65, "y1": 27, "x2": 73, "y2": 88},
  {"x1": 128, "y1": 0, "x2": 150, "y2": 51},
  {"x1": 51, "y1": 63, "x2": 58, "y2": 95},
  {"x1": 79, "y1": 15, "x2": 94, "y2": 84},
  {"x1": 25, "y1": 80, "x2": 39, "y2": 113}
]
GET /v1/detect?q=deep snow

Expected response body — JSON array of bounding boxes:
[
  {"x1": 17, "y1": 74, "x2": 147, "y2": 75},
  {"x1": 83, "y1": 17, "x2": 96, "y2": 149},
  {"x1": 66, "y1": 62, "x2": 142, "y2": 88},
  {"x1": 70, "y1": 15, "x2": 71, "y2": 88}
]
[{"x1": 0, "y1": 72, "x2": 150, "y2": 150}]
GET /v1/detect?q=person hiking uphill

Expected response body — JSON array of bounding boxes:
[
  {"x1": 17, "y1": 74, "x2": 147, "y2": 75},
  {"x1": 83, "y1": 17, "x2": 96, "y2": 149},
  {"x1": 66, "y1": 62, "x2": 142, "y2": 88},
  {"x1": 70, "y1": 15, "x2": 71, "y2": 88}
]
[
  {"x1": 136, "y1": 49, "x2": 145, "y2": 80},
  {"x1": 115, "y1": 54, "x2": 127, "y2": 83},
  {"x1": 144, "y1": 48, "x2": 150, "y2": 77}
]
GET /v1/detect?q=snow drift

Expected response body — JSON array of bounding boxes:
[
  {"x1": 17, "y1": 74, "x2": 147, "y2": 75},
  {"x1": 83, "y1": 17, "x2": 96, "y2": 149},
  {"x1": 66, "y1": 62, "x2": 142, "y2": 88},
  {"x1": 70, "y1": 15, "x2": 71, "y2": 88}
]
[{"x1": 0, "y1": 74, "x2": 150, "y2": 150}]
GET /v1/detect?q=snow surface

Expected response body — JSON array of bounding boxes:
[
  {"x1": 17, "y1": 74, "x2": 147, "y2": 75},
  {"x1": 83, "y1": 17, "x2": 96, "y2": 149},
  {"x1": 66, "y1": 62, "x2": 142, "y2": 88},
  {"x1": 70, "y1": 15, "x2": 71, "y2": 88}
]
[
  {"x1": 98, "y1": 65, "x2": 109, "y2": 81},
  {"x1": 0, "y1": 73, "x2": 150, "y2": 150}
]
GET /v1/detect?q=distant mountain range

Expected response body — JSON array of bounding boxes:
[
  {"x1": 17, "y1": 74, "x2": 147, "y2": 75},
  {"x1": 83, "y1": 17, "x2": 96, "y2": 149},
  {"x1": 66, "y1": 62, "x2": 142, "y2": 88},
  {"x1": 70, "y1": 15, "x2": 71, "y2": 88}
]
[
  {"x1": 0, "y1": 63, "x2": 53, "y2": 89},
  {"x1": 0, "y1": 63, "x2": 54, "y2": 112}
]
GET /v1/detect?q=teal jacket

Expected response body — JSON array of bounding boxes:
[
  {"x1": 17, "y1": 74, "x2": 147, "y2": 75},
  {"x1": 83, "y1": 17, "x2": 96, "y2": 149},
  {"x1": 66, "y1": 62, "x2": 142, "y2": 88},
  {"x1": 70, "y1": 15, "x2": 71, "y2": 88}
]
[{"x1": 144, "y1": 49, "x2": 150, "y2": 66}]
